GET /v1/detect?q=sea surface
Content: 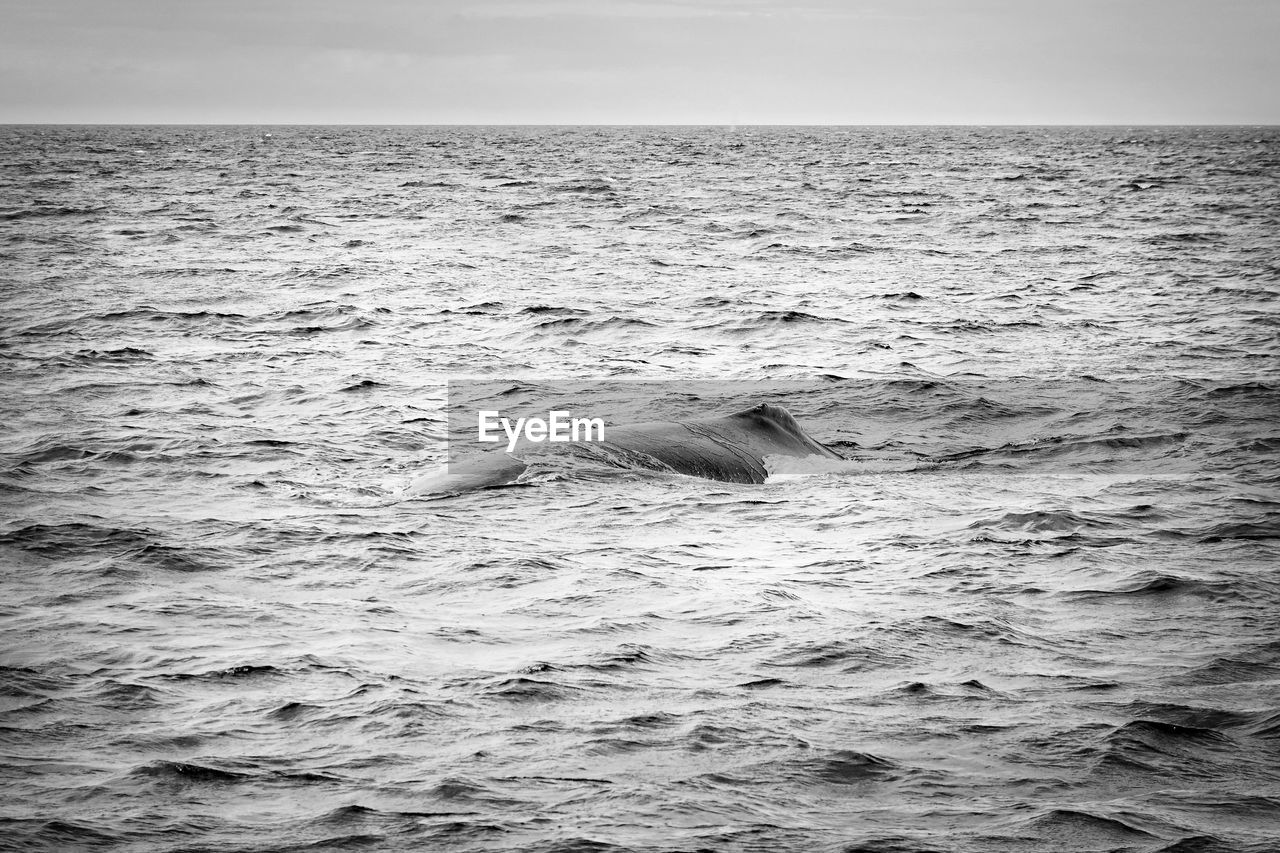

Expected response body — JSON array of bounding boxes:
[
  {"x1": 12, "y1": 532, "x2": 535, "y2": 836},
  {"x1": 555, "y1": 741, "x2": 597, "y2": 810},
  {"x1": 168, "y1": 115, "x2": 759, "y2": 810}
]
[{"x1": 1, "y1": 125, "x2": 1278, "y2": 852}]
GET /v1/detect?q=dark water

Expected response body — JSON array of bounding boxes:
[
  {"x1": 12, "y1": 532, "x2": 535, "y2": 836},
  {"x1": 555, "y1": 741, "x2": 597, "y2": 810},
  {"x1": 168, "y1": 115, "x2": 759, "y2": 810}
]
[{"x1": 1, "y1": 125, "x2": 1278, "y2": 851}]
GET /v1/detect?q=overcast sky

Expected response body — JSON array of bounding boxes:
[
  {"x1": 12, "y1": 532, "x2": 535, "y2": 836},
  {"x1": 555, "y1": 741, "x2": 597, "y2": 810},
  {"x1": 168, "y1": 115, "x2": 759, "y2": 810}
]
[{"x1": 2, "y1": 0, "x2": 1276, "y2": 124}]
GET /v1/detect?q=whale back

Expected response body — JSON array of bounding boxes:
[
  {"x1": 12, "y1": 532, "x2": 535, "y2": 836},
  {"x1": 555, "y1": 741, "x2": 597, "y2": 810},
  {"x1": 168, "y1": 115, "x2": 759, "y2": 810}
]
[
  {"x1": 408, "y1": 402, "x2": 840, "y2": 494},
  {"x1": 605, "y1": 402, "x2": 841, "y2": 484},
  {"x1": 718, "y1": 402, "x2": 843, "y2": 461}
]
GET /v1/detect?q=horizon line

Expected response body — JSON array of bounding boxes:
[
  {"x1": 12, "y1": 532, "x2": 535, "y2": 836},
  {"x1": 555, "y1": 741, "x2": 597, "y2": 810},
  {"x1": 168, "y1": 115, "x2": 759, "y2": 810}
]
[{"x1": 4, "y1": 121, "x2": 1279, "y2": 128}]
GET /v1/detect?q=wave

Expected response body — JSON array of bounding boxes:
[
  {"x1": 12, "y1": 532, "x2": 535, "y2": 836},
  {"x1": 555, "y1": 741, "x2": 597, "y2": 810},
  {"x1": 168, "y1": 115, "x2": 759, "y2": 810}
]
[
  {"x1": 754, "y1": 309, "x2": 847, "y2": 323},
  {"x1": 972, "y1": 509, "x2": 1107, "y2": 535},
  {"x1": 1012, "y1": 808, "x2": 1157, "y2": 843},
  {"x1": 553, "y1": 178, "x2": 615, "y2": 194},
  {"x1": 1198, "y1": 516, "x2": 1280, "y2": 543},
  {"x1": 1064, "y1": 571, "x2": 1238, "y2": 599},
  {"x1": 0, "y1": 522, "x2": 155, "y2": 556},
  {"x1": 129, "y1": 760, "x2": 250, "y2": 785},
  {"x1": 0, "y1": 205, "x2": 107, "y2": 221},
  {"x1": 521, "y1": 305, "x2": 589, "y2": 315},
  {"x1": 481, "y1": 676, "x2": 582, "y2": 702},
  {"x1": 98, "y1": 306, "x2": 248, "y2": 324},
  {"x1": 0, "y1": 818, "x2": 122, "y2": 848},
  {"x1": 744, "y1": 748, "x2": 908, "y2": 787},
  {"x1": 531, "y1": 316, "x2": 657, "y2": 332},
  {"x1": 933, "y1": 431, "x2": 1189, "y2": 463},
  {"x1": 40, "y1": 347, "x2": 154, "y2": 367},
  {"x1": 1090, "y1": 717, "x2": 1241, "y2": 783},
  {"x1": 764, "y1": 637, "x2": 912, "y2": 671},
  {"x1": 162, "y1": 664, "x2": 283, "y2": 682}
]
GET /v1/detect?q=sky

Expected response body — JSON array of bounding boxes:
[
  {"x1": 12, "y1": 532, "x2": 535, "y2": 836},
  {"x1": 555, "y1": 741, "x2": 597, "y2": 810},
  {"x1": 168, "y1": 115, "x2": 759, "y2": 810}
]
[{"x1": 1, "y1": 0, "x2": 1277, "y2": 124}]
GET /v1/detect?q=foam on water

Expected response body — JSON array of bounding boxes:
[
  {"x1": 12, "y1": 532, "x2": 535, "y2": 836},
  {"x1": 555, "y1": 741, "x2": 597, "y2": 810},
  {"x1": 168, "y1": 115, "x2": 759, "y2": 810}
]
[{"x1": 763, "y1": 452, "x2": 924, "y2": 481}]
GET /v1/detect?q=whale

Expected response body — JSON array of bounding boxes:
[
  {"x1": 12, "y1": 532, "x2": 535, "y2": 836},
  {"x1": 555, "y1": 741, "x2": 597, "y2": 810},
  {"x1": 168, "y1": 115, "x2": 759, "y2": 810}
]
[{"x1": 410, "y1": 402, "x2": 843, "y2": 495}]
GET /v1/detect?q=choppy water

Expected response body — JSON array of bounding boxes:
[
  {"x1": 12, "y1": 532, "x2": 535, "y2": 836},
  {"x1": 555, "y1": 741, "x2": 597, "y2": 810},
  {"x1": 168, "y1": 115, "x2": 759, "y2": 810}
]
[{"x1": 2, "y1": 125, "x2": 1279, "y2": 852}]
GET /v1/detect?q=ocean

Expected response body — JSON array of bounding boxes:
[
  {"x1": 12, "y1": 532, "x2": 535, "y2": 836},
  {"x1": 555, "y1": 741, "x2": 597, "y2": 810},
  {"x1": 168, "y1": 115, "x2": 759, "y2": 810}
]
[{"x1": 1, "y1": 125, "x2": 1278, "y2": 852}]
